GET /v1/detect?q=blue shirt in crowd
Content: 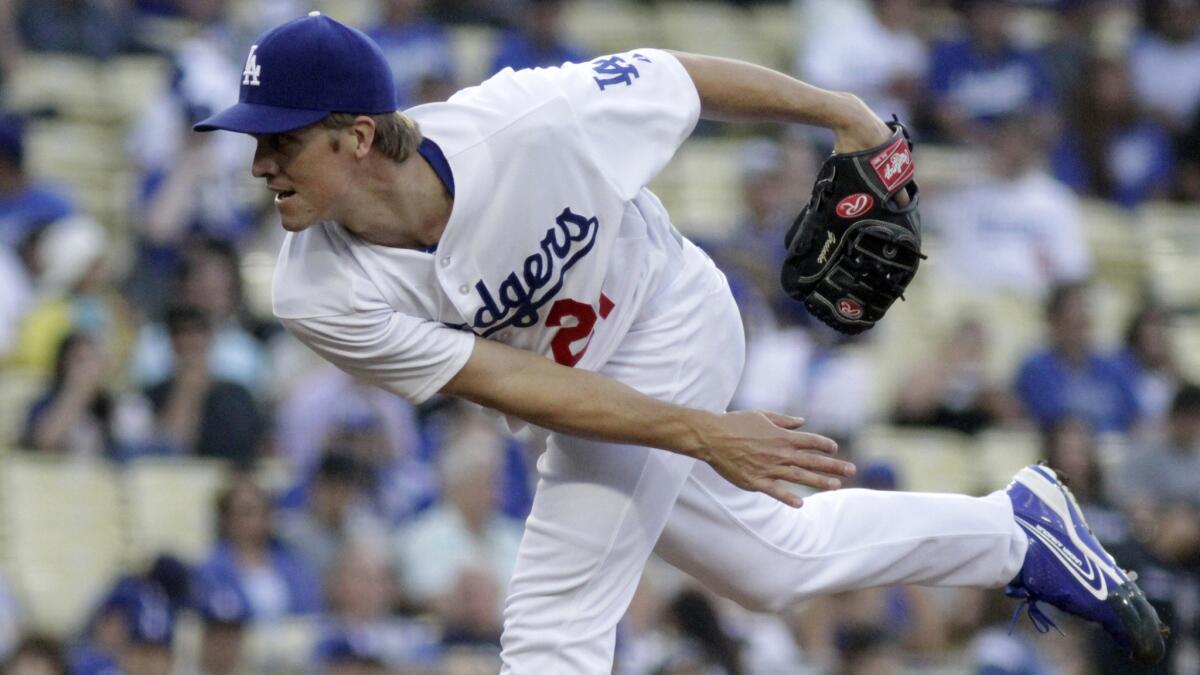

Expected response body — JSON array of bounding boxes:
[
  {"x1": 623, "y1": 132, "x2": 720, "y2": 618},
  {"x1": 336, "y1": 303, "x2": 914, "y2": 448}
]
[
  {"x1": 1014, "y1": 349, "x2": 1140, "y2": 433},
  {"x1": 1051, "y1": 123, "x2": 1175, "y2": 208},
  {"x1": 366, "y1": 20, "x2": 456, "y2": 108},
  {"x1": 0, "y1": 182, "x2": 75, "y2": 248},
  {"x1": 927, "y1": 38, "x2": 1053, "y2": 124},
  {"x1": 490, "y1": 33, "x2": 587, "y2": 75}
]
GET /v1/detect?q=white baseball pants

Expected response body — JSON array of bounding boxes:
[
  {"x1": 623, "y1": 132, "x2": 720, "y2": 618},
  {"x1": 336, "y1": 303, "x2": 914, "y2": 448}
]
[{"x1": 498, "y1": 242, "x2": 1028, "y2": 674}]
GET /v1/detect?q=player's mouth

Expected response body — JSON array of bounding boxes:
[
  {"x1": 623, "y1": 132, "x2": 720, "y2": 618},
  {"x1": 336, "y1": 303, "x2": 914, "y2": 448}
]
[{"x1": 274, "y1": 189, "x2": 296, "y2": 204}]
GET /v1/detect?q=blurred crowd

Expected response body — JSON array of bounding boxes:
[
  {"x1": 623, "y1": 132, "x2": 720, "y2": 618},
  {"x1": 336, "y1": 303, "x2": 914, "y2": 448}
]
[{"x1": 0, "y1": 0, "x2": 1199, "y2": 673}]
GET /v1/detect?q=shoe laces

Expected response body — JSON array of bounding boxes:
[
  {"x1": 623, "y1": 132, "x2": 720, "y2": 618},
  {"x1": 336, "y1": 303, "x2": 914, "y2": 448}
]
[{"x1": 1006, "y1": 589, "x2": 1066, "y2": 637}]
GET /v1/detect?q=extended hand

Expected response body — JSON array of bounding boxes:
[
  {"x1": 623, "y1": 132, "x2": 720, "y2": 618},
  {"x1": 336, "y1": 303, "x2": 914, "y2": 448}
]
[{"x1": 696, "y1": 410, "x2": 855, "y2": 507}]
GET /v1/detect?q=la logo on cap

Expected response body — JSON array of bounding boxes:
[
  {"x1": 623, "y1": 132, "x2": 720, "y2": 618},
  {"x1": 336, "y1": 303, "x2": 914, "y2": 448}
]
[{"x1": 242, "y1": 45, "x2": 261, "y2": 86}]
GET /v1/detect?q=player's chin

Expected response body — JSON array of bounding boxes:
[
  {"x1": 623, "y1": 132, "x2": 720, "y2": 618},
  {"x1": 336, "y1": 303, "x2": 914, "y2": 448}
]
[{"x1": 278, "y1": 216, "x2": 315, "y2": 233}]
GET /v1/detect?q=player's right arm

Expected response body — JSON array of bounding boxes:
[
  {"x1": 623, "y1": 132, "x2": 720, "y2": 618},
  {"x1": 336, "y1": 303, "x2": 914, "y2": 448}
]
[{"x1": 441, "y1": 335, "x2": 854, "y2": 507}]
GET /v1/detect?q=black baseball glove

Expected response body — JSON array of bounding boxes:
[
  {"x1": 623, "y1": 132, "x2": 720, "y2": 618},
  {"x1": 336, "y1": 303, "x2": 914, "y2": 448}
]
[{"x1": 781, "y1": 120, "x2": 923, "y2": 335}]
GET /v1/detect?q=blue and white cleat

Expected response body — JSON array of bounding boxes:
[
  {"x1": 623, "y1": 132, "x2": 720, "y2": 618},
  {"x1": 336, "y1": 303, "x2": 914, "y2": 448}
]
[{"x1": 1005, "y1": 463, "x2": 1167, "y2": 665}]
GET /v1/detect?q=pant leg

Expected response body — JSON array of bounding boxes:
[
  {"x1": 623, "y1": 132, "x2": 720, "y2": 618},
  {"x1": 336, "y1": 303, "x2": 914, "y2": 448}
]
[
  {"x1": 655, "y1": 461, "x2": 1030, "y2": 614},
  {"x1": 500, "y1": 249, "x2": 747, "y2": 674}
]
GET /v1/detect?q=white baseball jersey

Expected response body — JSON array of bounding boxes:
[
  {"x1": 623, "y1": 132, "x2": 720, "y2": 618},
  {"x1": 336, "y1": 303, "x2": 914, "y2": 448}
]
[
  {"x1": 272, "y1": 49, "x2": 700, "y2": 403},
  {"x1": 267, "y1": 45, "x2": 1033, "y2": 675}
]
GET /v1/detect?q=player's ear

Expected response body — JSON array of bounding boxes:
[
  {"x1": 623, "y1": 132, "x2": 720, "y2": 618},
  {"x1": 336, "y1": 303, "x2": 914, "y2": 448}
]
[{"x1": 350, "y1": 115, "x2": 377, "y2": 159}]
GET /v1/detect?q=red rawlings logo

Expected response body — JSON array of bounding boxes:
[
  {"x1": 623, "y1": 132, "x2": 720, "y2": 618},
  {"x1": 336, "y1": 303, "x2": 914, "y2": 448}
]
[
  {"x1": 837, "y1": 298, "x2": 863, "y2": 320},
  {"x1": 835, "y1": 193, "x2": 874, "y2": 219},
  {"x1": 869, "y1": 137, "x2": 914, "y2": 192}
]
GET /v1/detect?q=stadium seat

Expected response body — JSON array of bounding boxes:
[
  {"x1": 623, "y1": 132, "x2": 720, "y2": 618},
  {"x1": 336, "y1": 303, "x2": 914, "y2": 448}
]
[
  {"x1": 5, "y1": 56, "x2": 106, "y2": 120},
  {"x1": 242, "y1": 616, "x2": 320, "y2": 672},
  {"x1": 450, "y1": 26, "x2": 500, "y2": 89},
  {"x1": 1079, "y1": 198, "x2": 1145, "y2": 291},
  {"x1": 1141, "y1": 202, "x2": 1200, "y2": 310},
  {"x1": 122, "y1": 458, "x2": 229, "y2": 564},
  {"x1": 856, "y1": 425, "x2": 979, "y2": 494},
  {"x1": 0, "y1": 456, "x2": 124, "y2": 635},
  {"x1": 750, "y1": 3, "x2": 799, "y2": 71},
  {"x1": 563, "y1": 1, "x2": 664, "y2": 56},
  {"x1": 658, "y1": 2, "x2": 775, "y2": 67},
  {"x1": 1170, "y1": 316, "x2": 1200, "y2": 383},
  {"x1": 0, "y1": 371, "x2": 44, "y2": 449},
  {"x1": 103, "y1": 55, "x2": 170, "y2": 121},
  {"x1": 975, "y1": 428, "x2": 1042, "y2": 493},
  {"x1": 664, "y1": 138, "x2": 742, "y2": 239}
]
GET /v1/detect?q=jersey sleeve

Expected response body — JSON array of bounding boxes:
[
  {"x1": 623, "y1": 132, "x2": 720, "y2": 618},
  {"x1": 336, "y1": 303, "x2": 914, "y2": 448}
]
[
  {"x1": 550, "y1": 48, "x2": 701, "y2": 200},
  {"x1": 281, "y1": 310, "x2": 475, "y2": 405}
]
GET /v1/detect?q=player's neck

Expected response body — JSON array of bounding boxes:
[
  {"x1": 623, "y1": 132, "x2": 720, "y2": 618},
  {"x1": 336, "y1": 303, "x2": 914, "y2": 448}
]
[{"x1": 341, "y1": 152, "x2": 452, "y2": 249}]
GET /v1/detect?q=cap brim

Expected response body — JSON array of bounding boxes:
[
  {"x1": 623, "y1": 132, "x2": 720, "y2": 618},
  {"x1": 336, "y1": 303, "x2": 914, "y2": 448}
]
[{"x1": 193, "y1": 102, "x2": 329, "y2": 134}]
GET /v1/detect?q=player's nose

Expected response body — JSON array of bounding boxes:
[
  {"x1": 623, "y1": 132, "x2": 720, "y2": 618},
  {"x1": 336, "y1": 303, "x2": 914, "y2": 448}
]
[{"x1": 250, "y1": 140, "x2": 278, "y2": 179}]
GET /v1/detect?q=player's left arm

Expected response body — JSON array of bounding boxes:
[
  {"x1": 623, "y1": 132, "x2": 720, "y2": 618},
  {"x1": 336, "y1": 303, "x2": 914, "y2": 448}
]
[{"x1": 663, "y1": 50, "x2": 892, "y2": 153}]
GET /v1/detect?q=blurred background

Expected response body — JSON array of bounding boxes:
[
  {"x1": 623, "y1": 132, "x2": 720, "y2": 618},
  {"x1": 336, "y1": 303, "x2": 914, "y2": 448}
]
[{"x1": 0, "y1": 0, "x2": 1198, "y2": 673}]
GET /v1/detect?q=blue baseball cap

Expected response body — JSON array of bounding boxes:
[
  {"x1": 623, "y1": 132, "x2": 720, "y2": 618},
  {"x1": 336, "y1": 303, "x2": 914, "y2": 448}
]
[{"x1": 194, "y1": 12, "x2": 397, "y2": 134}]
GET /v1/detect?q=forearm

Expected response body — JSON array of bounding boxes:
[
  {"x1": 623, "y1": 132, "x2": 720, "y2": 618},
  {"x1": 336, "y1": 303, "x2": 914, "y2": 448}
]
[
  {"x1": 441, "y1": 337, "x2": 715, "y2": 458},
  {"x1": 666, "y1": 51, "x2": 888, "y2": 152}
]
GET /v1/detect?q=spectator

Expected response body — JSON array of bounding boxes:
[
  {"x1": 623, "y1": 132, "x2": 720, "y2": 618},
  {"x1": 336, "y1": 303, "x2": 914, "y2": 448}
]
[
  {"x1": 132, "y1": 238, "x2": 268, "y2": 395},
  {"x1": 1, "y1": 635, "x2": 67, "y2": 675},
  {"x1": 1092, "y1": 500, "x2": 1200, "y2": 675},
  {"x1": 392, "y1": 414, "x2": 523, "y2": 630},
  {"x1": 316, "y1": 542, "x2": 441, "y2": 671},
  {"x1": 798, "y1": 0, "x2": 928, "y2": 123},
  {"x1": 1131, "y1": 0, "x2": 1200, "y2": 132},
  {"x1": 188, "y1": 569, "x2": 251, "y2": 675},
  {"x1": 124, "y1": 0, "x2": 257, "y2": 308},
  {"x1": 1042, "y1": 417, "x2": 1129, "y2": 546},
  {"x1": 663, "y1": 587, "x2": 745, "y2": 675},
  {"x1": 15, "y1": 0, "x2": 132, "y2": 58},
  {"x1": 9, "y1": 215, "x2": 138, "y2": 378},
  {"x1": 144, "y1": 305, "x2": 264, "y2": 463},
  {"x1": 365, "y1": 0, "x2": 456, "y2": 108},
  {"x1": 22, "y1": 331, "x2": 156, "y2": 459},
  {"x1": 1114, "y1": 303, "x2": 1181, "y2": 429},
  {"x1": 893, "y1": 317, "x2": 1022, "y2": 435},
  {"x1": 0, "y1": 575, "x2": 18, "y2": 663},
  {"x1": 706, "y1": 136, "x2": 816, "y2": 305},
  {"x1": 1116, "y1": 384, "x2": 1200, "y2": 509},
  {"x1": 1014, "y1": 282, "x2": 1139, "y2": 434},
  {"x1": 0, "y1": 244, "x2": 32, "y2": 358},
  {"x1": 70, "y1": 577, "x2": 174, "y2": 675},
  {"x1": 274, "y1": 363, "x2": 424, "y2": 477},
  {"x1": 0, "y1": 113, "x2": 76, "y2": 250},
  {"x1": 1052, "y1": 56, "x2": 1175, "y2": 208},
  {"x1": 926, "y1": 0, "x2": 1054, "y2": 143},
  {"x1": 489, "y1": 0, "x2": 586, "y2": 74},
  {"x1": 199, "y1": 475, "x2": 322, "y2": 621},
  {"x1": 278, "y1": 451, "x2": 390, "y2": 582},
  {"x1": 278, "y1": 382, "x2": 437, "y2": 527},
  {"x1": 926, "y1": 113, "x2": 1091, "y2": 299},
  {"x1": 734, "y1": 317, "x2": 877, "y2": 442}
]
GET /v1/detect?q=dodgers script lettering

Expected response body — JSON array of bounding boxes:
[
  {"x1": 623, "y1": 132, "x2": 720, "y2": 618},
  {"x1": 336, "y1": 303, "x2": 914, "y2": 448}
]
[{"x1": 471, "y1": 207, "x2": 599, "y2": 336}]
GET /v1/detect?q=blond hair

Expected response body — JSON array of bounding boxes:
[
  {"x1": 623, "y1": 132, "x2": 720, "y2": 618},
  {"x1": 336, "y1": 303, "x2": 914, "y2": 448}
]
[{"x1": 319, "y1": 111, "x2": 421, "y2": 163}]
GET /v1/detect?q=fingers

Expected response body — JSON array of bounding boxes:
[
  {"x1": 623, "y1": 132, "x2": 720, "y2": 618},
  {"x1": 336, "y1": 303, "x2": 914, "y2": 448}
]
[
  {"x1": 757, "y1": 479, "x2": 805, "y2": 509},
  {"x1": 774, "y1": 465, "x2": 848, "y2": 492},
  {"x1": 787, "y1": 430, "x2": 839, "y2": 455},
  {"x1": 760, "y1": 410, "x2": 805, "y2": 430}
]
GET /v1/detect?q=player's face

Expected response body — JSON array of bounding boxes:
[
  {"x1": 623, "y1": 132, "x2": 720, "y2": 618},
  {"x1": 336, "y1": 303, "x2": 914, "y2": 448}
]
[{"x1": 251, "y1": 126, "x2": 355, "y2": 232}]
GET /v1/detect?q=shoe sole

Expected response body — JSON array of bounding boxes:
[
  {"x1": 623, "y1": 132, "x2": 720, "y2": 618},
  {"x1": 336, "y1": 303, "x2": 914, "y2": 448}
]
[{"x1": 1015, "y1": 465, "x2": 1167, "y2": 665}]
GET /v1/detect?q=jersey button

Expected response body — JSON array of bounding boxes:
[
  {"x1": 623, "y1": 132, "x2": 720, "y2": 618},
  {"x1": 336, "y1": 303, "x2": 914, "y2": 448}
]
[
  {"x1": 458, "y1": 284, "x2": 469, "y2": 295},
  {"x1": 440, "y1": 256, "x2": 452, "y2": 267}
]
